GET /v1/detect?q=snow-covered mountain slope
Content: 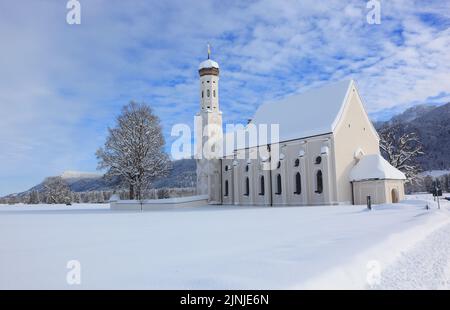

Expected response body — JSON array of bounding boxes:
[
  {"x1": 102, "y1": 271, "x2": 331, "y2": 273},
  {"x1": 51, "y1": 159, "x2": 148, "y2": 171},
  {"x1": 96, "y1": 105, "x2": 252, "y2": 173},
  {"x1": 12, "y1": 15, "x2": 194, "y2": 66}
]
[
  {"x1": 60, "y1": 171, "x2": 103, "y2": 180},
  {"x1": 375, "y1": 102, "x2": 450, "y2": 171},
  {"x1": 1, "y1": 159, "x2": 197, "y2": 198},
  {"x1": 419, "y1": 170, "x2": 450, "y2": 178}
]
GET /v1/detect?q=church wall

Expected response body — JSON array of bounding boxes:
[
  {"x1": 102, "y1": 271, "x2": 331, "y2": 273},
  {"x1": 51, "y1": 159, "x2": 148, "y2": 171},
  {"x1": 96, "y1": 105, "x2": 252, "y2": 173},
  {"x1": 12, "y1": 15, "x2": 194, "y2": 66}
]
[
  {"x1": 221, "y1": 133, "x2": 338, "y2": 206},
  {"x1": 221, "y1": 157, "x2": 234, "y2": 205},
  {"x1": 270, "y1": 145, "x2": 288, "y2": 206},
  {"x1": 383, "y1": 179, "x2": 405, "y2": 203},
  {"x1": 352, "y1": 179, "x2": 405, "y2": 205},
  {"x1": 352, "y1": 180, "x2": 387, "y2": 205},
  {"x1": 280, "y1": 134, "x2": 336, "y2": 206},
  {"x1": 333, "y1": 87, "x2": 380, "y2": 204},
  {"x1": 234, "y1": 149, "x2": 252, "y2": 205},
  {"x1": 252, "y1": 145, "x2": 272, "y2": 205}
]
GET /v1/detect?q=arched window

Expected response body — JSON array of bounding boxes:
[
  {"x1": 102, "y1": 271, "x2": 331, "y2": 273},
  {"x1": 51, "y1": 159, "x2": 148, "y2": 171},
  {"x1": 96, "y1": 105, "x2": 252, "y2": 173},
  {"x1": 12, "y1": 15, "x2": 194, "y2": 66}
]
[
  {"x1": 315, "y1": 170, "x2": 323, "y2": 194},
  {"x1": 202, "y1": 91, "x2": 204, "y2": 98},
  {"x1": 259, "y1": 176, "x2": 265, "y2": 195},
  {"x1": 207, "y1": 89, "x2": 210, "y2": 97},
  {"x1": 224, "y1": 180, "x2": 229, "y2": 197},
  {"x1": 244, "y1": 177, "x2": 250, "y2": 196},
  {"x1": 245, "y1": 165, "x2": 249, "y2": 172},
  {"x1": 213, "y1": 90, "x2": 216, "y2": 97},
  {"x1": 276, "y1": 174, "x2": 282, "y2": 195},
  {"x1": 295, "y1": 172, "x2": 301, "y2": 195},
  {"x1": 294, "y1": 158, "x2": 300, "y2": 167},
  {"x1": 277, "y1": 161, "x2": 281, "y2": 169}
]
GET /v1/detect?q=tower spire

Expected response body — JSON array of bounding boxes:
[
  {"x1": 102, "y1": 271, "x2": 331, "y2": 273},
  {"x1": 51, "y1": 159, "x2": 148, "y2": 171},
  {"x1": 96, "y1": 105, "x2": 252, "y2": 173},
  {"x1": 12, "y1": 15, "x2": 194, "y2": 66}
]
[{"x1": 207, "y1": 43, "x2": 211, "y2": 59}]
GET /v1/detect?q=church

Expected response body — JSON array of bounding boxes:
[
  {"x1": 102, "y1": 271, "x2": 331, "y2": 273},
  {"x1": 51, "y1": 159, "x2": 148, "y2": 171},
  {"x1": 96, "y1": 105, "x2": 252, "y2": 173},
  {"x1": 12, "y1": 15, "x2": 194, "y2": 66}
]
[{"x1": 195, "y1": 52, "x2": 406, "y2": 206}]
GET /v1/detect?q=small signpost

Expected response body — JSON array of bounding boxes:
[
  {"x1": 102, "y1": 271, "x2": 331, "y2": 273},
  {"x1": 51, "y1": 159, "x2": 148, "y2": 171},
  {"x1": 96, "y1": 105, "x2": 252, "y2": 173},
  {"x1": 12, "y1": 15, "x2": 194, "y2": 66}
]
[
  {"x1": 431, "y1": 180, "x2": 442, "y2": 209},
  {"x1": 367, "y1": 195, "x2": 372, "y2": 210}
]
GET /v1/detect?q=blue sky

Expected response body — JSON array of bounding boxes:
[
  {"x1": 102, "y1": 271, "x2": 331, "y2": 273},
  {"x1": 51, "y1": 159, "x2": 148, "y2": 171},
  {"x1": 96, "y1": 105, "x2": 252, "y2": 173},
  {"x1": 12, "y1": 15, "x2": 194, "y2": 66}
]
[{"x1": 0, "y1": 0, "x2": 450, "y2": 196}]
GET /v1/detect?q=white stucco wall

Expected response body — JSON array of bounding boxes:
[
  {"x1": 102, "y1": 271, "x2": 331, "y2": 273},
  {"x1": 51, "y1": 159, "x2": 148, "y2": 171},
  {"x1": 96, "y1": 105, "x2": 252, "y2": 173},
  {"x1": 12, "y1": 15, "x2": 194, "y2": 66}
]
[
  {"x1": 221, "y1": 133, "x2": 337, "y2": 206},
  {"x1": 352, "y1": 179, "x2": 405, "y2": 205},
  {"x1": 333, "y1": 86, "x2": 380, "y2": 204}
]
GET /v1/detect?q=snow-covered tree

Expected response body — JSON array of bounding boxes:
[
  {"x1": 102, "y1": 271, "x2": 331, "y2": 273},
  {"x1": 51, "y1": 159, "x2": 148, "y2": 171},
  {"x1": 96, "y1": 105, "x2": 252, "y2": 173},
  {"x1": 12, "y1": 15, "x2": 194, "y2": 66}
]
[
  {"x1": 96, "y1": 101, "x2": 170, "y2": 200},
  {"x1": 379, "y1": 124, "x2": 424, "y2": 183},
  {"x1": 28, "y1": 190, "x2": 40, "y2": 204},
  {"x1": 71, "y1": 192, "x2": 81, "y2": 203},
  {"x1": 42, "y1": 177, "x2": 72, "y2": 204}
]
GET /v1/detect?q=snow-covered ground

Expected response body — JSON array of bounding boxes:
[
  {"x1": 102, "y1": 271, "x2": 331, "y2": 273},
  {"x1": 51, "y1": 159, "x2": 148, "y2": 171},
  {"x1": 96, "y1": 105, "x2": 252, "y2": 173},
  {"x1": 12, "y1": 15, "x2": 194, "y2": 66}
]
[{"x1": 0, "y1": 194, "x2": 449, "y2": 289}]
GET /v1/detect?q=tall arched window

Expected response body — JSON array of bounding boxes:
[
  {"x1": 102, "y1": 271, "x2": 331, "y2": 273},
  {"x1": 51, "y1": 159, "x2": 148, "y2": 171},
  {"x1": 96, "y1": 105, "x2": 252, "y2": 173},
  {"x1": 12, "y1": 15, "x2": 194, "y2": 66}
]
[
  {"x1": 294, "y1": 158, "x2": 300, "y2": 167},
  {"x1": 315, "y1": 170, "x2": 323, "y2": 194},
  {"x1": 202, "y1": 91, "x2": 204, "y2": 98},
  {"x1": 207, "y1": 89, "x2": 210, "y2": 97},
  {"x1": 295, "y1": 172, "x2": 301, "y2": 195},
  {"x1": 276, "y1": 174, "x2": 282, "y2": 195},
  {"x1": 244, "y1": 177, "x2": 250, "y2": 196},
  {"x1": 213, "y1": 90, "x2": 216, "y2": 97},
  {"x1": 259, "y1": 176, "x2": 265, "y2": 195},
  {"x1": 224, "y1": 180, "x2": 229, "y2": 197}
]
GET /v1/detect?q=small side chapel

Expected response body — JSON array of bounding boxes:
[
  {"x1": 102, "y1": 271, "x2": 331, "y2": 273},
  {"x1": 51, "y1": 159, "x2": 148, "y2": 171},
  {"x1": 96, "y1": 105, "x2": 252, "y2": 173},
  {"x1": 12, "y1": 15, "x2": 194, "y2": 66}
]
[{"x1": 195, "y1": 52, "x2": 405, "y2": 206}]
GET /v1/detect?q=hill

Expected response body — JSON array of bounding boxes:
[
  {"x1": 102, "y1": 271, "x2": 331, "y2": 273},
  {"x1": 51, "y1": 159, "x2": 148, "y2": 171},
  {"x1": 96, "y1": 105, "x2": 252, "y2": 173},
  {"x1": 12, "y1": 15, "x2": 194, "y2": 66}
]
[
  {"x1": 375, "y1": 102, "x2": 450, "y2": 171},
  {"x1": 2, "y1": 159, "x2": 197, "y2": 200}
]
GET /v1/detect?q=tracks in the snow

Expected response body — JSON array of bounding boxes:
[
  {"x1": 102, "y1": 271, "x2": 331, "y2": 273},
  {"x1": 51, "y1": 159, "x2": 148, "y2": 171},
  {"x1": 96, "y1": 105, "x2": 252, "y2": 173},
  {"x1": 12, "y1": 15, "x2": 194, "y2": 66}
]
[{"x1": 372, "y1": 223, "x2": 450, "y2": 289}]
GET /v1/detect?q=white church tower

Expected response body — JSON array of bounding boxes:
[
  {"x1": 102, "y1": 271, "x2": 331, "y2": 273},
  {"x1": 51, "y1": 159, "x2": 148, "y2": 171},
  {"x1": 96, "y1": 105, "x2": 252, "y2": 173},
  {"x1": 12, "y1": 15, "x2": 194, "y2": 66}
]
[{"x1": 195, "y1": 45, "x2": 223, "y2": 204}]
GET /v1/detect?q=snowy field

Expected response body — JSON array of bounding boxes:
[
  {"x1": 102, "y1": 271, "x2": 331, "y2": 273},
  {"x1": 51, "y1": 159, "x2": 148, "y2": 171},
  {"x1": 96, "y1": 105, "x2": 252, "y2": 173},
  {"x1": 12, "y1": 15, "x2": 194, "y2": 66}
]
[{"x1": 0, "y1": 194, "x2": 449, "y2": 289}]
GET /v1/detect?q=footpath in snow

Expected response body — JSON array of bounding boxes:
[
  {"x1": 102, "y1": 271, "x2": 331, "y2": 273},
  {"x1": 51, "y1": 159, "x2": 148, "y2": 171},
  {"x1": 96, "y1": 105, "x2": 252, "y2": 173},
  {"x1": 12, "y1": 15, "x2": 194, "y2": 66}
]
[{"x1": 373, "y1": 221, "x2": 450, "y2": 289}]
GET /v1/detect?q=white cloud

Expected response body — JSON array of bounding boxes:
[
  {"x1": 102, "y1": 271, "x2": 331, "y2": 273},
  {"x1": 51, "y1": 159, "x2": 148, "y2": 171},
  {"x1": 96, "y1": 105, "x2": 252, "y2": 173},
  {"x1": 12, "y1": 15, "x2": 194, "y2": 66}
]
[{"x1": 0, "y1": 0, "x2": 449, "y2": 194}]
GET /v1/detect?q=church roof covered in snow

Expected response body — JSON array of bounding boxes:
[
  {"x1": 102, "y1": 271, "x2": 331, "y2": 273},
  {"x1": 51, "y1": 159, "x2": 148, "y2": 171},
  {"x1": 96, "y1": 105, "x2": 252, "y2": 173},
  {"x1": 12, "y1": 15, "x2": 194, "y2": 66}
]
[
  {"x1": 251, "y1": 79, "x2": 354, "y2": 142},
  {"x1": 199, "y1": 59, "x2": 219, "y2": 70},
  {"x1": 223, "y1": 79, "x2": 363, "y2": 155},
  {"x1": 349, "y1": 154, "x2": 406, "y2": 181}
]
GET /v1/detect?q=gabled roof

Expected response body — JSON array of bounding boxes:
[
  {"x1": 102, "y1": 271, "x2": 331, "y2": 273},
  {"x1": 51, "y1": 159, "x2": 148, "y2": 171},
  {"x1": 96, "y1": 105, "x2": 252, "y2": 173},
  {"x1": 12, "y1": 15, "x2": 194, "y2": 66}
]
[
  {"x1": 222, "y1": 79, "x2": 379, "y2": 156},
  {"x1": 349, "y1": 154, "x2": 406, "y2": 181},
  {"x1": 250, "y1": 79, "x2": 354, "y2": 142}
]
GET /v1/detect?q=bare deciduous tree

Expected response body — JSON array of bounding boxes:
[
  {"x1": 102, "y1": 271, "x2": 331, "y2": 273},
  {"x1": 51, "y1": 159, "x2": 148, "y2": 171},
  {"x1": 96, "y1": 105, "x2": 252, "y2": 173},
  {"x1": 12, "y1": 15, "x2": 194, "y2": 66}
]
[
  {"x1": 96, "y1": 101, "x2": 170, "y2": 200},
  {"x1": 379, "y1": 124, "x2": 424, "y2": 183}
]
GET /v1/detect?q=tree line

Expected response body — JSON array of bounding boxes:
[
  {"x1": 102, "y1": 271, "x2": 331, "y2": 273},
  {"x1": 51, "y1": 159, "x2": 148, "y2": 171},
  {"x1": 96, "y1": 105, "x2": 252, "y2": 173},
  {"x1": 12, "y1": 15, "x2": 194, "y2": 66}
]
[{"x1": 0, "y1": 184, "x2": 196, "y2": 205}]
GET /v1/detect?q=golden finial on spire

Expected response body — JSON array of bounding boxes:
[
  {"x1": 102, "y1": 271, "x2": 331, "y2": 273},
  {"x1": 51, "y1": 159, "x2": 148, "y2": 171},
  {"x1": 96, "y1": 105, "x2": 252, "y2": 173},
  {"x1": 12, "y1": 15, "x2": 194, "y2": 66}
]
[{"x1": 207, "y1": 43, "x2": 211, "y2": 59}]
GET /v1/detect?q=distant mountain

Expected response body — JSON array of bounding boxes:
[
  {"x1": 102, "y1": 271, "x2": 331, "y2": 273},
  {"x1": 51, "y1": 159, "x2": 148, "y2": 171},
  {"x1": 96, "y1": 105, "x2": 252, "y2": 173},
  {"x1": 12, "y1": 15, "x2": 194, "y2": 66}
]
[
  {"x1": 22, "y1": 171, "x2": 122, "y2": 195},
  {"x1": 389, "y1": 104, "x2": 437, "y2": 123},
  {"x1": 61, "y1": 171, "x2": 103, "y2": 179},
  {"x1": 3, "y1": 159, "x2": 197, "y2": 198},
  {"x1": 152, "y1": 158, "x2": 196, "y2": 188},
  {"x1": 375, "y1": 102, "x2": 450, "y2": 171}
]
